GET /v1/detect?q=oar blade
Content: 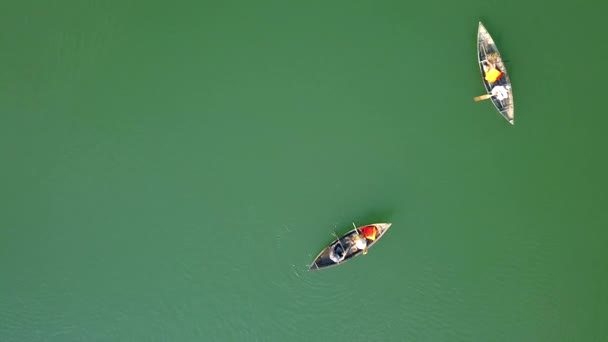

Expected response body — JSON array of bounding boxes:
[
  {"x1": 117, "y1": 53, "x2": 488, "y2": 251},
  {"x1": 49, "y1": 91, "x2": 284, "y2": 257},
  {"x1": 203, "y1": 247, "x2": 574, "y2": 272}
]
[{"x1": 474, "y1": 94, "x2": 493, "y2": 102}]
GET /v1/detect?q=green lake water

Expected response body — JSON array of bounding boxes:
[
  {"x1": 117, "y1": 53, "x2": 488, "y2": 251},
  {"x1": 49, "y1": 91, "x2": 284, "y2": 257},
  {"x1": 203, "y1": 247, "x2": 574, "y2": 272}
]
[{"x1": 2, "y1": 1, "x2": 608, "y2": 341}]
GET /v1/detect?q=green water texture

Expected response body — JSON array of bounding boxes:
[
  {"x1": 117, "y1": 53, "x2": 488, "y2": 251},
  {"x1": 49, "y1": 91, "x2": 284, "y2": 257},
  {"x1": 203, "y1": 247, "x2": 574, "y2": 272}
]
[{"x1": 2, "y1": 1, "x2": 608, "y2": 341}]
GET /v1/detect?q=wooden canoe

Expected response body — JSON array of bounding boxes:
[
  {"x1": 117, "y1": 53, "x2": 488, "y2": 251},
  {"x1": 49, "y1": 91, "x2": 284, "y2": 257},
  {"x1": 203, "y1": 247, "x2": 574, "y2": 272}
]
[
  {"x1": 477, "y1": 21, "x2": 515, "y2": 125},
  {"x1": 308, "y1": 223, "x2": 392, "y2": 271}
]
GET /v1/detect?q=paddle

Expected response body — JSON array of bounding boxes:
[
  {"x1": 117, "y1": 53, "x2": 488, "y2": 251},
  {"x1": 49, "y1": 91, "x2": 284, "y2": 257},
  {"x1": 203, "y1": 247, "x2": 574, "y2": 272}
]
[{"x1": 474, "y1": 94, "x2": 494, "y2": 101}]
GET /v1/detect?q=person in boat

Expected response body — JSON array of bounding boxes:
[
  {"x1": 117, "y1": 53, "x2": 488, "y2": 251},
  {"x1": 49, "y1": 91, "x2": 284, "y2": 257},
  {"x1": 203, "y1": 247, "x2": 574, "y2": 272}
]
[
  {"x1": 482, "y1": 60, "x2": 503, "y2": 83},
  {"x1": 357, "y1": 225, "x2": 377, "y2": 255},
  {"x1": 353, "y1": 234, "x2": 368, "y2": 255},
  {"x1": 359, "y1": 225, "x2": 378, "y2": 241},
  {"x1": 329, "y1": 241, "x2": 346, "y2": 263},
  {"x1": 491, "y1": 85, "x2": 510, "y2": 101}
]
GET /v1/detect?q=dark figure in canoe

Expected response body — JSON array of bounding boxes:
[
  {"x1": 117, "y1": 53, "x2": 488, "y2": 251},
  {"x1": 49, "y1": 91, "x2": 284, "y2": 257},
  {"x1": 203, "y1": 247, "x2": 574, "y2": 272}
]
[{"x1": 329, "y1": 233, "x2": 368, "y2": 262}]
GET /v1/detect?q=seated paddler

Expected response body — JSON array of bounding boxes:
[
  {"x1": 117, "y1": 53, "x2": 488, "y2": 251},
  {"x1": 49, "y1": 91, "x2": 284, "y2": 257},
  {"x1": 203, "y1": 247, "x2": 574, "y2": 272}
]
[
  {"x1": 491, "y1": 85, "x2": 510, "y2": 101},
  {"x1": 482, "y1": 61, "x2": 503, "y2": 83},
  {"x1": 359, "y1": 225, "x2": 378, "y2": 241},
  {"x1": 329, "y1": 241, "x2": 346, "y2": 262},
  {"x1": 353, "y1": 233, "x2": 368, "y2": 255}
]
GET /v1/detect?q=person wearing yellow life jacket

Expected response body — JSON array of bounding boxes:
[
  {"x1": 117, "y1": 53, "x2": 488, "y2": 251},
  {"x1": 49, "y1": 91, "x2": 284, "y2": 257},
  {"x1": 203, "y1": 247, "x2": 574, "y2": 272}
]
[
  {"x1": 359, "y1": 225, "x2": 377, "y2": 240},
  {"x1": 357, "y1": 225, "x2": 378, "y2": 255},
  {"x1": 482, "y1": 61, "x2": 503, "y2": 83}
]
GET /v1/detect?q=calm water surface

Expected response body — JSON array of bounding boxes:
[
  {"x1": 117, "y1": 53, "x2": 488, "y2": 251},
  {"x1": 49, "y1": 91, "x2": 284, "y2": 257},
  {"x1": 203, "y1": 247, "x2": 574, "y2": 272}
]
[{"x1": 2, "y1": 1, "x2": 607, "y2": 341}]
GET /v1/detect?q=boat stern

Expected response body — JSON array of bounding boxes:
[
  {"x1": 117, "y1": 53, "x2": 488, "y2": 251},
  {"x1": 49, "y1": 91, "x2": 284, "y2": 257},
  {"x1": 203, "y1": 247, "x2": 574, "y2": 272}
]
[{"x1": 504, "y1": 106, "x2": 515, "y2": 125}]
